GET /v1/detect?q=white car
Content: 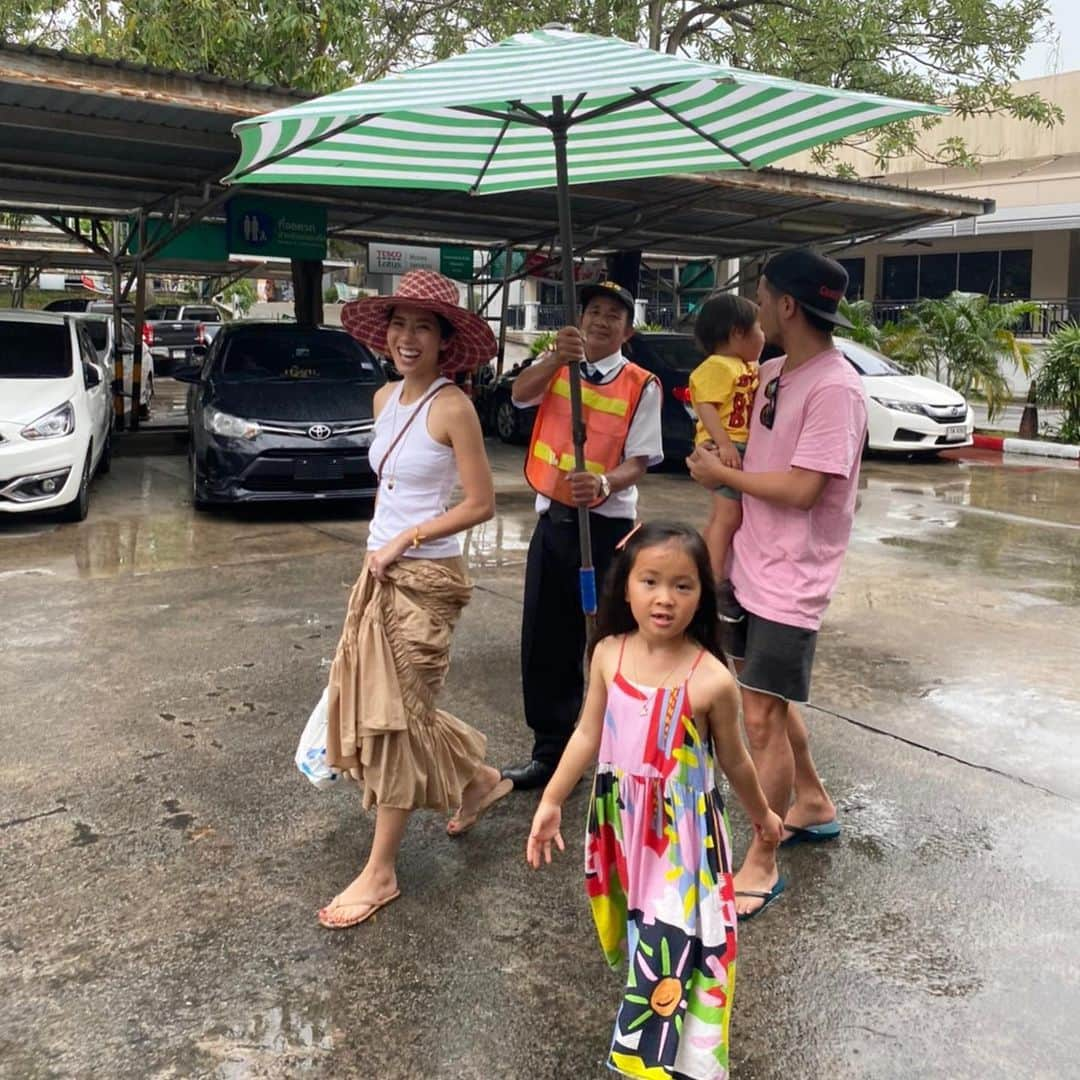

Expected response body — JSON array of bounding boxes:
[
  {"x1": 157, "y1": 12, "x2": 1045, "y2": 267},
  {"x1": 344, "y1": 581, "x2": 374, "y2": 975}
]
[
  {"x1": 70, "y1": 312, "x2": 154, "y2": 419},
  {"x1": 0, "y1": 310, "x2": 113, "y2": 521},
  {"x1": 837, "y1": 339, "x2": 973, "y2": 454}
]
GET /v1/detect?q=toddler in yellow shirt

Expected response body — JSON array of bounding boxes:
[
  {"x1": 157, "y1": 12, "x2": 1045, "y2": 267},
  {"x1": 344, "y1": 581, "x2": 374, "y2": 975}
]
[{"x1": 688, "y1": 294, "x2": 764, "y2": 594}]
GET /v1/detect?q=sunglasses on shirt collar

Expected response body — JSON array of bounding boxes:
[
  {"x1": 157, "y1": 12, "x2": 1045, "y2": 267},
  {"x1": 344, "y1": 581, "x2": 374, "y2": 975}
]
[{"x1": 760, "y1": 375, "x2": 781, "y2": 430}]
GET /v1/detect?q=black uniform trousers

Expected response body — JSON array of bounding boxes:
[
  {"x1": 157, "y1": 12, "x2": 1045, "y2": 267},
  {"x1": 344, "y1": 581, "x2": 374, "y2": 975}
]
[{"x1": 521, "y1": 504, "x2": 634, "y2": 767}]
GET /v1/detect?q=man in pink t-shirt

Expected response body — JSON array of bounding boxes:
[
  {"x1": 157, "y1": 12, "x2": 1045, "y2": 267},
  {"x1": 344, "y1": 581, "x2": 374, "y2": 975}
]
[{"x1": 687, "y1": 249, "x2": 867, "y2": 921}]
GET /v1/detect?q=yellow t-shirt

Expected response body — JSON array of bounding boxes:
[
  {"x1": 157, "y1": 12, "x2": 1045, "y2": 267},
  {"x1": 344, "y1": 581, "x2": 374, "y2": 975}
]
[{"x1": 689, "y1": 354, "x2": 759, "y2": 445}]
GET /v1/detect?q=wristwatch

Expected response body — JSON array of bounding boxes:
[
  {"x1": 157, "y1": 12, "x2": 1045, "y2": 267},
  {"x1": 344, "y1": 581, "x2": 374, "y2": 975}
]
[{"x1": 597, "y1": 474, "x2": 612, "y2": 500}]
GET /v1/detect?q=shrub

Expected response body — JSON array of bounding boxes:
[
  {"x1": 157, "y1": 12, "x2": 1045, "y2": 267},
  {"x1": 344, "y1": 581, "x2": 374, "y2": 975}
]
[{"x1": 1034, "y1": 322, "x2": 1080, "y2": 443}]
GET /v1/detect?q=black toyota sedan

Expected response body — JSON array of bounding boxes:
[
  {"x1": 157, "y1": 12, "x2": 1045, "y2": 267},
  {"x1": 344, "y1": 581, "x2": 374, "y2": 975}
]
[
  {"x1": 476, "y1": 331, "x2": 700, "y2": 462},
  {"x1": 173, "y1": 322, "x2": 385, "y2": 509}
]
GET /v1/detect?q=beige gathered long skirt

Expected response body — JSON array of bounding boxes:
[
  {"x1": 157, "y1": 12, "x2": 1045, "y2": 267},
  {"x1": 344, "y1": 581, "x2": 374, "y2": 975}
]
[{"x1": 325, "y1": 554, "x2": 487, "y2": 812}]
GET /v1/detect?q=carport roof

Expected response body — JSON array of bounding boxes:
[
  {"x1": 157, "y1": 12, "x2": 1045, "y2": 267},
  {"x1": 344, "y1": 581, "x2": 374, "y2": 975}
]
[{"x1": 0, "y1": 41, "x2": 992, "y2": 261}]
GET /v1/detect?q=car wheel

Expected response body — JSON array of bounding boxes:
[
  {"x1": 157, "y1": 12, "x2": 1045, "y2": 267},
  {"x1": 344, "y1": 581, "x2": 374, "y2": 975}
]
[
  {"x1": 58, "y1": 449, "x2": 92, "y2": 523},
  {"x1": 189, "y1": 448, "x2": 210, "y2": 512},
  {"x1": 496, "y1": 398, "x2": 522, "y2": 444},
  {"x1": 97, "y1": 423, "x2": 113, "y2": 475}
]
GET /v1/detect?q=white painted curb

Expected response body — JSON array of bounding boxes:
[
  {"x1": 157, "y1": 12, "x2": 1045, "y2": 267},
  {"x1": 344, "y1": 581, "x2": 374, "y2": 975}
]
[{"x1": 1002, "y1": 437, "x2": 1080, "y2": 460}]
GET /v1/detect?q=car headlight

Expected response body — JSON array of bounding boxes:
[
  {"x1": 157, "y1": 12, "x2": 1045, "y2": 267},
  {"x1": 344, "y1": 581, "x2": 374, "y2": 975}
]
[
  {"x1": 871, "y1": 397, "x2": 925, "y2": 415},
  {"x1": 203, "y1": 406, "x2": 260, "y2": 440},
  {"x1": 21, "y1": 402, "x2": 75, "y2": 440}
]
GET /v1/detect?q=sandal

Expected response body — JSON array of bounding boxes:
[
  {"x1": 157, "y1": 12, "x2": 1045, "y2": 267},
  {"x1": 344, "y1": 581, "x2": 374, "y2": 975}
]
[
  {"x1": 446, "y1": 777, "x2": 513, "y2": 837},
  {"x1": 317, "y1": 890, "x2": 400, "y2": 929}
]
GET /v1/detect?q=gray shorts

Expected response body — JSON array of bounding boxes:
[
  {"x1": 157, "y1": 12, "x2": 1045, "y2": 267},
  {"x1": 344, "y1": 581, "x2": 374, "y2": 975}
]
[
  {"x1": 721, "y1": 603, "x2": 818, "y2": 704},
  {"x1": 715, "y1": 441, "x2": 747, "y2": 501}
]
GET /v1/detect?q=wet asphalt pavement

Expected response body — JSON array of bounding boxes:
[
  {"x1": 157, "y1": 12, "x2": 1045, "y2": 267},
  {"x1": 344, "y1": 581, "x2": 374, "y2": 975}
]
[{"x1": 1, "y1": 441, "x2": 1079, "y2": 1080}]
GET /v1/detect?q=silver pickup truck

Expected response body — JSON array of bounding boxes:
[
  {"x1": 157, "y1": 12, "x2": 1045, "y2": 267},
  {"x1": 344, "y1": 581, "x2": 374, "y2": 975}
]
[{"x1": 143, "y1": 304, "x2": 222, "y2": 373}]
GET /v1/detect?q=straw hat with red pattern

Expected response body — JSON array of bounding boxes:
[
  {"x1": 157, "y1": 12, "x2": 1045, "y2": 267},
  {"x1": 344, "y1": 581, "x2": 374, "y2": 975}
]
[{"x1": 340, "y1": 269, "x2": 497, "y2": 375}]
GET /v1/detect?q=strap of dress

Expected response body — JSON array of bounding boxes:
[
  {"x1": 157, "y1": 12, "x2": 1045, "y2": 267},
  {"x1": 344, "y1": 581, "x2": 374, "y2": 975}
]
[
  {"x1": 686, "y1": 646, "x2": 708, "y2": 681},
  {"x1": 615, "y1": 633, "x2": 629, "y2": 675}
]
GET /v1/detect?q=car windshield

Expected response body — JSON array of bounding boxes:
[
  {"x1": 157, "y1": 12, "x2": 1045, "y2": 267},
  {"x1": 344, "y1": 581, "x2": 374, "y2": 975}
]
[
  {"x1": 147, "y1": 305, "x2": 181, "y2": 320},
  {"x1": 187, "y1": 308, "x2": 220, "y2": 322},
  {"x1": 838, "y1": 340, "x2": 905, "y2": 376},
  {"x1": 632, "y1": 335, "x2": 703, "y2": 373},
  {"x1": 82, "y1": 320, "x2": 109, "y2": 351},
  {"x1": 219, "y1": 330, "x2": 381, "y2": 382},
  {"x1": 0, "y1": 322, "x2": 72, "y2": 378}
]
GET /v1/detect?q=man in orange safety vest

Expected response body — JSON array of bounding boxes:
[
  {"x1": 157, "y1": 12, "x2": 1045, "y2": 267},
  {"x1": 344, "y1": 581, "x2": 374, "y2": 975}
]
[{"x1": 502, "y1": 282, "x2": 663, "y2": 791}]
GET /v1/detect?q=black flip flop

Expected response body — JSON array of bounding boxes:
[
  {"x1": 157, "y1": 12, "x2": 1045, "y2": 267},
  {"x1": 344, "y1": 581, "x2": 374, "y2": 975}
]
[
  {"x1": 736, "y1": 876, "x2": 786, "y2": 923},
  {"x1": 779, "y1": 820, "x2": 841, "y2": 848}
]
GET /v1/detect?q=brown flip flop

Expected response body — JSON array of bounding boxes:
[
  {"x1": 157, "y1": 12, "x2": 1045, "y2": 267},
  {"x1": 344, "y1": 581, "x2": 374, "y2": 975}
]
[
  {"x1": 446, "y1": 776, "x2": 513, "y2": 837},
  {"x1": 317, "y1": 890, "x2": 400, "y2": 929}
]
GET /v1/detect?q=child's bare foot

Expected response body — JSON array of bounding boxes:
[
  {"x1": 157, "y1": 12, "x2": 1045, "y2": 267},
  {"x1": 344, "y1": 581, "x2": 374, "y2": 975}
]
[
  {"x1": 318, "y1": 865, "x2": 399, "y2": 929},
  {"x1": 446, "y1": 765, "x2": 513, "y2": 837}
]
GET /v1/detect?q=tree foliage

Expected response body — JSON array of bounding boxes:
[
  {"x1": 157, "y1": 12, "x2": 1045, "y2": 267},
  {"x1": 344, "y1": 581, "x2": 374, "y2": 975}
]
[
  {"x1": 1034, "y1": 322, "x2": 1080, "y2": 443},
  {"x1": 2, "y1": 0, "x2": 1061, "y2": 166},
  {"x1": 883, "y1": 292, "x2": 1037, "y2": 419}
]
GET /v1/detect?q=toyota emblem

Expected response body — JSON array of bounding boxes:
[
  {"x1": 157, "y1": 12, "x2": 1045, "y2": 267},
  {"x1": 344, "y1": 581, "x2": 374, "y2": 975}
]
[{"x1": 308, "y1": 423, "x2": 332, "y2": 441}]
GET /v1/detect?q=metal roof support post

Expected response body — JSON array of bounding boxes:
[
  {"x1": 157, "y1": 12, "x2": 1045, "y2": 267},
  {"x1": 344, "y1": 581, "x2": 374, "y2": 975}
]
[
  {"x1": 496, "y1": 241, "x2": 513, "y2": 378},
  {"x1": 110, "y1": 223, "x2": 126, "y2": 431},
  {"x1": 130, "y1": 210, "x2": 147, "y2": 433}
]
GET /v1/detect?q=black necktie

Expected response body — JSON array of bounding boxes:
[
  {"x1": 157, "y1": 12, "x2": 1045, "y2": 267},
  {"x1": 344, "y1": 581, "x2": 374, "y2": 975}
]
[{"x1": 581, "y1": 364, "x2": 603, "y2": 384}]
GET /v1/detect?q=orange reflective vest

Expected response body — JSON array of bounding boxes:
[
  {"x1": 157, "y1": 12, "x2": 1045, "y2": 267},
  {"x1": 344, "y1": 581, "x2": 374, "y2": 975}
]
[{"x1": 525, "y1": 361, "x2": 656, "y2": 508}]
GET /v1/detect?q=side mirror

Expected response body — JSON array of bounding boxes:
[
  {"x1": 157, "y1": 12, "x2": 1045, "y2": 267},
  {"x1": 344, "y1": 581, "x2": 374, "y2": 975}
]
[
  {"x1": 84, "y1": 364, "x2": 102, "y2": 388},
  {"x1": 171, "y1": 364, "x2": 203, "y2": 384}
]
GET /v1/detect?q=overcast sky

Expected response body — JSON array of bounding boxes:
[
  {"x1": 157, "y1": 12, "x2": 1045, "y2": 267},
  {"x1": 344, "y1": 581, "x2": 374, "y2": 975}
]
[{"x1": 1018, "y1": 0, "x2": 1080, "y2": 78}]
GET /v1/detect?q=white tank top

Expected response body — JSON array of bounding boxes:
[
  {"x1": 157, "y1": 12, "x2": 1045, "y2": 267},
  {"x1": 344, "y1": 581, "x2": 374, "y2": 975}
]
[{"x1": 367, "y1": 378, "x2": 461, "y2": 558}]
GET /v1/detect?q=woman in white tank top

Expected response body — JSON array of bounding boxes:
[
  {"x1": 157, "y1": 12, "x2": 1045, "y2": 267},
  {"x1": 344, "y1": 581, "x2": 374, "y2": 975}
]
[{"x1": 318, "y1": 271, "x2": 511, "y2": 930}]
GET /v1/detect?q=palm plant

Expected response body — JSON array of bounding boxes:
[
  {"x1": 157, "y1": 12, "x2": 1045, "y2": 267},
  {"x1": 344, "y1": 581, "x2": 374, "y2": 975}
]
[
  {"x1": 888, "y1": 292, "x2": 1037, "y2": 419},
  {"x1": 1034, "y1": 322, "x2": 1080, "y2": 443},
  {"x1": 836, "y1": 299, "x2": 882, "y2": 349}
]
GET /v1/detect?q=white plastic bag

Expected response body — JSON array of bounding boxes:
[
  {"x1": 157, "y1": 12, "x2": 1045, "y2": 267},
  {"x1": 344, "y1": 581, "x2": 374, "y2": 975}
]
[{"x1": 295, "y1": 688, "x2": 340, "y2": 789}]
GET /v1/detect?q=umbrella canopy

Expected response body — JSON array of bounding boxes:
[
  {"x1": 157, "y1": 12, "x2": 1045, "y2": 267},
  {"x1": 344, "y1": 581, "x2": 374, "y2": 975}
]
[
  {"x1": 225, "y1": 27, "x2": 944, "y2": 194},
  {"x1": 225, "y1": 25, "x2": 945, "y2": 619}
]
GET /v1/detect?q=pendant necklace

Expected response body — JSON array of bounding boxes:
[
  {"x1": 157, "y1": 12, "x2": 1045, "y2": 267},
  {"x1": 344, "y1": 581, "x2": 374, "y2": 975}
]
[
  {"x1": 633, "y1": 639, "x2": 685, "y2": 719},
  {"x1": 382, "y1": 393, "x2": 405, "y2": 491}
]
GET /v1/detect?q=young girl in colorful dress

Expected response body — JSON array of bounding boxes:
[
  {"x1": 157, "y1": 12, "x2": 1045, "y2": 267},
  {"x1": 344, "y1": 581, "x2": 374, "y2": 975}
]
[{"x1": 526, "y1": 523, "x2": 783, "y2": 1080}]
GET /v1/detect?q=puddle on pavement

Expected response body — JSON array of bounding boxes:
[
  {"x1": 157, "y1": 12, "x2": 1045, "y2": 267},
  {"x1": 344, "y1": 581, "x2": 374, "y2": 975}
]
[
  {"x1": 198, "y1": 1001, "x2": 337, "y2": 1076},
  {"x1": 463, "y1": 513, "x2": 532, "y2": 570},
  {"x1": 918, "y1": 683, "x2": 1080, "y2": 786}
]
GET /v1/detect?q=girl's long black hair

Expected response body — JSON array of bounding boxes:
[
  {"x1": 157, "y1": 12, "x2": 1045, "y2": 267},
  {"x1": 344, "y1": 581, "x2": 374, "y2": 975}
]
[{"x1": 592, "y1": 523, "x2": 722, "y2": 659}]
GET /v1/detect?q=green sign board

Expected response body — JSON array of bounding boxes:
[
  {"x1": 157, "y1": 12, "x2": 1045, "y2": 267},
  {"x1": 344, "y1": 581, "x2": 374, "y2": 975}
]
[
  {"x1": 679, "y1": 261, "x2": 715, "y2": 292},
  {"x1": 488, "y1": 249, "x2": 527, "y2": 279},
  {"x1": 129, "y1": 219, "x2": 229, "y2": 263},
  {"x1": 439, "y1": 245, "x2": 475, "y2": 281},
  {"x1": 226, "y1": 195, "x2": 327, "y2": 260}
]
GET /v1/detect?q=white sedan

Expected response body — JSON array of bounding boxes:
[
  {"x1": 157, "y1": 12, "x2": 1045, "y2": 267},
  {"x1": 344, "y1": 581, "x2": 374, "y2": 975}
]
[
  {"x1": 837, "y1": 339, "x2": 973, "y2": 454},
  {"x1": 0, "y1": 310, "x2": 113, "y2": 521},
  {"x1": 71, "y1": 312, "x2": 154, "y2": 419}
]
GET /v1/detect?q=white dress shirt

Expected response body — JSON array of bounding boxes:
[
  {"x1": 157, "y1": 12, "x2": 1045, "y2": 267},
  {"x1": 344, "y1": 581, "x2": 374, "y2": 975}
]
[{"x1": 515, "y1": 349, "x2": 664, "y2": 520}]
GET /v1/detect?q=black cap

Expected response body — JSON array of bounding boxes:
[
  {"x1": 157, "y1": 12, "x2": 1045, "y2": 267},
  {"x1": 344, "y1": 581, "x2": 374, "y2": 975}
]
[
  {"x1": 579, "y1": 281, "x2": 635, "y2": 320},
  {"x1": 762, "y1": 249, "x2": 853, "y2": 329}
]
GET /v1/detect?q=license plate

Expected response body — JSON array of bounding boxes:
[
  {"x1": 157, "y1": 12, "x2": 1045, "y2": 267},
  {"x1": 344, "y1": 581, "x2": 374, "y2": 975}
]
[
  {"x1": 294, "y1": 457, "x2": 344, "y2": 480},
  {"x1": 171, "y1": 349, "x2": 187, "y2": 359},
  {"x1": 945, "y1": 424, "x2": 967, "y2": 440}
]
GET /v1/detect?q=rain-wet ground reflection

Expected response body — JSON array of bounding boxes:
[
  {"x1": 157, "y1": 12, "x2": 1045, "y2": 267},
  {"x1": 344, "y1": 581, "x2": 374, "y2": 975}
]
[{"x1": 197, "y1": 1000, "x2": 337, "y2": 1076}]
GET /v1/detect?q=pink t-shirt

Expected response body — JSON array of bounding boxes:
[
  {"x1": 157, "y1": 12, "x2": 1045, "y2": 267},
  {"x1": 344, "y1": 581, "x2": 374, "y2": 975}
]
[{"x1": 730, "y1": 347, "x2": 867, "y2": 631}]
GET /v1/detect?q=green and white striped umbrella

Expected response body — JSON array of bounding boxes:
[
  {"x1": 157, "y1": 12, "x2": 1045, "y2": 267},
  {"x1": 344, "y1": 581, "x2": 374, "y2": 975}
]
[
  {"x1": 226, "y1": 26, "x2": 944, "y2": 194},
  {"x1": 225, "y1": 25, "x2": 943, "y2": 616}
]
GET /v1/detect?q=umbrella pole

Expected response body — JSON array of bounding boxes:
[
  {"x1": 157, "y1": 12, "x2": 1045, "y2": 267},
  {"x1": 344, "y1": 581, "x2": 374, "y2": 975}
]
[{"x1": 551, "y1": 99, "x2": 597, "y2": 625}]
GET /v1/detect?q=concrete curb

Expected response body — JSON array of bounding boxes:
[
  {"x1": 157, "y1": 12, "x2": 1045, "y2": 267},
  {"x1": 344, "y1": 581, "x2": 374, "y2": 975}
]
[{"x1": 973, "y1": 433, "x2": 1080, "y2": 460}]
